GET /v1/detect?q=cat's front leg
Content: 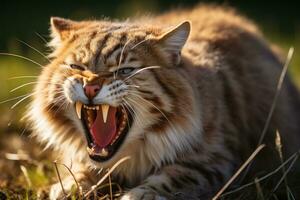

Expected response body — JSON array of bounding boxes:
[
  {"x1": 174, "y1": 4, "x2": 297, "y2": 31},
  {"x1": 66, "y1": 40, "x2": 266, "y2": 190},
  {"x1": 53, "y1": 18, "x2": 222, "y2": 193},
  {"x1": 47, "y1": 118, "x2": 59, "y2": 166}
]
[{"x1": 121, "y1": 157, "x2": 232, "y2": 200}]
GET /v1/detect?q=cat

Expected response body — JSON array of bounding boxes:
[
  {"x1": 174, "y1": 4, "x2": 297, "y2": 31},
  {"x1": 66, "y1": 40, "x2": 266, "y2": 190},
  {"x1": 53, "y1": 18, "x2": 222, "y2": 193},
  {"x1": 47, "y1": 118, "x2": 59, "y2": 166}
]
[{"x1": 27, "y1": 4, "x2": 300, "y2": 200}]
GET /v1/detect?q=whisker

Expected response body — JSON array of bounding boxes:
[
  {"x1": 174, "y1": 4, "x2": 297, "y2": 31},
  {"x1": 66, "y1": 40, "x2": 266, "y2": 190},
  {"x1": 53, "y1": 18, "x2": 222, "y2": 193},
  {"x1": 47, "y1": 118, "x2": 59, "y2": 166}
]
[
  {"x1": 53, "y1": 99, "x2": 69, "y2": 115},
  {"x1": 115, "y1": 39, "x2": 132, "y2": 79},
  {"x1": 10, "y1": 81, "x2": 64, "y2": 92},
  {"x1": 120, "y1": 104, "x2": 132, "y2": 130},
  {"x1": 124, "y1": 66, "x2": 161, "y2": 81},
  {"x1": 124, "y1": 97, "x2": 152, "y2": 140},
  {"x1": 10, "y1": 82, "x2": 39, "y2": 92},
  {"x1": 128, "y1": 92, "x2": 178, "y2": 134},
  {"x1": 122, "y1": 98, "x2": 144, "y2": 130},
  {"x1": 8, "y1": 76, "x2": 38, "y2": 80},
  {"x1": 0, "y1": 93, "x2": 36, "y2": 105},
  {"x1": 130, "y1": 38, "x2": 150, "y2": 50},
  {"x1": 17, "y1": 39, "x2": 50, "y2": 62},
  {"x1": 0, "y1": 52, "x2": 44, "y2": 68},
  {"x1": 11, "y1": 92, "x2": 37, "y2": 109},
  {"x1": 125, "y1": 84, "x2": 140, "y2": 88},
  {"x1": 35, "y1": 32, "x2": 48, "y2": 44}
]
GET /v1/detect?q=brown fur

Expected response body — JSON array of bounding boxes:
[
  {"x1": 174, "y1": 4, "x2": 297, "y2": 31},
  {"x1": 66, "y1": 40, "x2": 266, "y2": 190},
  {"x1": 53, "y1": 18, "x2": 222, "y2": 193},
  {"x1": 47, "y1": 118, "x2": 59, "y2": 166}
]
[{"x1": 27, "y1": 4, "x2": 300, "y2": 200}]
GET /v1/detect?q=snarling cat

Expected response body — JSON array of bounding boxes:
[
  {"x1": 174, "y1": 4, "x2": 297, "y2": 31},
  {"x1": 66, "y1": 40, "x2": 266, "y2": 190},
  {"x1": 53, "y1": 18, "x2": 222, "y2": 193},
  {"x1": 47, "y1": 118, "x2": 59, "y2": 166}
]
[{"x1": 27, "y1": 4, "x2": 300, "y2": 200}]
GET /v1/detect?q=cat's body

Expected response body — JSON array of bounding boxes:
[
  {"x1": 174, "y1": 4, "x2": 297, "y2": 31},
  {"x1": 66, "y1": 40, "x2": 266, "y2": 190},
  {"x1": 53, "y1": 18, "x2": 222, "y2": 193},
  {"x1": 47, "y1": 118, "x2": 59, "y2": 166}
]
[{"x1": 27, "y1": 5, "x2": 300, "y2": 200}]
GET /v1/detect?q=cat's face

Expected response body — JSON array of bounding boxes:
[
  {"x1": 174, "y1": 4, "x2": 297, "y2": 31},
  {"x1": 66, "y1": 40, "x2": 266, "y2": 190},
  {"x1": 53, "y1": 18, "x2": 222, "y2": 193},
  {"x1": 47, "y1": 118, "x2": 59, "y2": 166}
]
[{"x1": 30, "y1": 17, "x2": 199, "y2": 167}]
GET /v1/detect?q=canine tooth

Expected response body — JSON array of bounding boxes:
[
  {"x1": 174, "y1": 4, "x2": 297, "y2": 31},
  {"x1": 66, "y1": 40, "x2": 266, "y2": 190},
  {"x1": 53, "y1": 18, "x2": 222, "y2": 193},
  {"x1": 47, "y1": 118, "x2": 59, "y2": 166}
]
[
  {"x1": 101, "y1": 104, "x2": 110, "y2": 123},
  {"x1": 87, "y1": 146, "x2": 94, "y2": 155},
  {"x1": 75, "y1": 102, "x2": 83, "y2": 119},
  {"x1": 99, "y1": 148, "x2": 108, "y2": 156}
]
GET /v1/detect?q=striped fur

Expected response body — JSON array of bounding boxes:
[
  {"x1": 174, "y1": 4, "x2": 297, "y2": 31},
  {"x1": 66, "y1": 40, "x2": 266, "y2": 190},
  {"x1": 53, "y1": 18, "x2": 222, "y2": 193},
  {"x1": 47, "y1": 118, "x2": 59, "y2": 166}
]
[{"x1": 27, "y1": 4, "x2": 300, "y2": 200}]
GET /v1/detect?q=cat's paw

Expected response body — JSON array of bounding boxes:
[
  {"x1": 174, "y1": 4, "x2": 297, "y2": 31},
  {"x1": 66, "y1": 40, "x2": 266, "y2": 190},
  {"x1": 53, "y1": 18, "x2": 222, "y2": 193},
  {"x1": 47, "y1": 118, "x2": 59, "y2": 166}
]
[{"x1": 121, "y1": 187, "x2": 167, "y2": 200}]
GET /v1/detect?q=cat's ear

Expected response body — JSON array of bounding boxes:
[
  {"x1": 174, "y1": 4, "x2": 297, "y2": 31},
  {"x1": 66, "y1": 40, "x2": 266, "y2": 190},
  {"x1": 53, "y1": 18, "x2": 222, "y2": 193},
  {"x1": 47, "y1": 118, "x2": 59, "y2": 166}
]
[
  {"x1": 157, "y1": 21, "x2": 191, "y2": 65},
  {"x1": 50, "y1": 17, "x2": 77, "y2": 45}
]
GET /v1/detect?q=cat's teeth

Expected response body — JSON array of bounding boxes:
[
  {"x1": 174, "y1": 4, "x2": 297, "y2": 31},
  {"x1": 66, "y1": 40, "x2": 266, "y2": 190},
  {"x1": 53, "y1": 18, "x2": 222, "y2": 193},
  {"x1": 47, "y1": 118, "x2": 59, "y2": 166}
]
[
  {"x1": 99, "y1": 148, "x2": 108, "y2": 156},
  {"x1": 87, "y1": 146, "x2": 109, "y2": 157},
  {"x1": 101, "y1": 104, "x2": 110, "y2": 123},
  {"x1": 75, "y1": 101, "x2": 83, "y2": 119},
  {"x1": 86, "y1": 146, "x2": 93, "y2": 155}
]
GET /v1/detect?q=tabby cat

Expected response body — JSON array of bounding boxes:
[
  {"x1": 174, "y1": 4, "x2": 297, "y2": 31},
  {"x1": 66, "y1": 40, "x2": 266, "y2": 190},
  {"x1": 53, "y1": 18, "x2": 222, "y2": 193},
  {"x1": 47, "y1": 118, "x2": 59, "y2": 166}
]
[{"x1": 27, "y1": 4, "x2": 300, "y2": 200}]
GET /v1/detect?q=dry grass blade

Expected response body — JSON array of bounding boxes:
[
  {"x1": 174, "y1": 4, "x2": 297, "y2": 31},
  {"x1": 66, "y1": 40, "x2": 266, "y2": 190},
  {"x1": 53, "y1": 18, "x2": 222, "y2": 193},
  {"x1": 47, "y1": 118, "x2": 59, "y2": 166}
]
[
  {"x1": 53, "y1": 161, "x2": 67, "y2": 199},
  {"x1": 240, "y1": 46, "x2": 294, "y2": 182},
  {"x1": 5, "y1": 153, "x2": 30, "y2": 161},
  {"x1": 271, "y1": 154, "x2": 299, "y2": 194},
  {"x1": 257, "y1": 47, "x2": 294, "y2": 145},
  {"x1": 83, "y1": 156, "x2": 130, "y2": 198},
  {"x1": 20, "y1": 165, "x2": 32, "y2": 188},
  {"x1": 255, "y1": 178, "x2": 264, "y2": 200},
  {"x1": 59, "y1": 163, "x2": 82, "y2": 199},
  {"x1": 212, "y1": 144, "x2": 265, "y2": 200},
  {"x1": 109, "y1": 173, "x2": 113, "y2": 200},
  {"x1": 221, "y1": 150, "x2": 300, "y2": 198},
  {"x1": 275, "y1": 130, "x2": 289, "y2": 199}
]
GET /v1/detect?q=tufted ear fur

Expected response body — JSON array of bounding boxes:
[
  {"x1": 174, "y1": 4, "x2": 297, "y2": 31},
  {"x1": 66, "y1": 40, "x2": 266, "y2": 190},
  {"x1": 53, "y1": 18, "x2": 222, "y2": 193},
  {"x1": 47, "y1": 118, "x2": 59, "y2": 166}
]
[
  {"x1": 157, "y1": 21, "x2": 191, "y2": 65},
  {"x1": 50, "y1": 17, "x2": 77, "y2": 47}
]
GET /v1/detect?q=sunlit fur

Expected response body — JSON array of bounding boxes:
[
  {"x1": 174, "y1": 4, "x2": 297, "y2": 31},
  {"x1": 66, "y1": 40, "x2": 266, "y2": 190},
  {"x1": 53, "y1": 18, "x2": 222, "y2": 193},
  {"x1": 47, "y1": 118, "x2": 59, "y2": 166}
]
[{"x1": 27, "y1": 4, "x2": 300, "y2": 199}]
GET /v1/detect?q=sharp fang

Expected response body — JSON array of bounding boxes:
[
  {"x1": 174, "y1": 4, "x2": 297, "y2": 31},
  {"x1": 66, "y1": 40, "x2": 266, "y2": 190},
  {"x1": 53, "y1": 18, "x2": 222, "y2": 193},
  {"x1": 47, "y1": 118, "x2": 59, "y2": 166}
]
[
  {"x1": 99, "y1": 148, "x2": 108, "y2": 156},
  {"x1": 101, "y1": 104, "x2": 110, "y2": 123},
  {"x1": 75, "y1": 101, "x2": 83, "y2": 119},
  {"x1": 87, "y1": 146, "x2": 93, "y2": 155}
]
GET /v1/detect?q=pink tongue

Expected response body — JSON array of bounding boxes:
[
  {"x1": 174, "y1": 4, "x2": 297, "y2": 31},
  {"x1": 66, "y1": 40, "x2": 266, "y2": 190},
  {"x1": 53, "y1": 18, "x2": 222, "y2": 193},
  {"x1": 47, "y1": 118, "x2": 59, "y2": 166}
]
[{"x1": 90, "y1": 106, "x2": 117, "y2": 148}]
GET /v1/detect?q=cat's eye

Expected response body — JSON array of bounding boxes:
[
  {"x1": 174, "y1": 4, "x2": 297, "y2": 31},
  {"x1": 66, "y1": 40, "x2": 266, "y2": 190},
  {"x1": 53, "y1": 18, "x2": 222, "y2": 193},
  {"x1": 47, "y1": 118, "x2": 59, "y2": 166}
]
[
  {"x1": 70, "y1": 64, "x2": 85, "y2": 71},
  {"x1": 117, "y1": 67, "x2": 135, "y2": 75}
]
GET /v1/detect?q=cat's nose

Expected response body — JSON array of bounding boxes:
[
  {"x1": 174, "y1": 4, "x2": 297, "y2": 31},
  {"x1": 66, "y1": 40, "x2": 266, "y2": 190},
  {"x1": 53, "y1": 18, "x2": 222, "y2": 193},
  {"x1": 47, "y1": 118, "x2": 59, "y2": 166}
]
[{"x1": 84, "y1": 84, "x2": 101, "y2": 99}]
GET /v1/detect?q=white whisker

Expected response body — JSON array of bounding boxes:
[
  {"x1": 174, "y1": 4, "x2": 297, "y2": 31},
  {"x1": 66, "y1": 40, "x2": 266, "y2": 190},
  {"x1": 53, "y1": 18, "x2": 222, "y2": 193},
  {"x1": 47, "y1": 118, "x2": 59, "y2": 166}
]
[
  {"x1": 124, "y1": 66, "x2": 161, "y2": 81},
  {"x1": 130, "y1": 38, "x2": 150, "y2": 50},
  {"x1": 8, "y1": 76, "x2": 38, "y2": 80},
  {"x1": 35, "y1": 32, "x2": 49, "y2": 45},
  {"x1": 10, "y1": 82, "x2": 39, "y2": 92},
  {"x1": 10, "y1": 81, "x2": 64, "y2": 92},
  {"x1": 120, "y1": 103, "x2": 132, "y2": 130},
  {"x1": 10, "y1": 92, "x2": 37, "y2": 109},
  {"x1": 115, "y1": 39, "x2": 132, "y2": 79},
  {"x1": 128, "y1": 91, "x2": 179, "y2": 135},
  {"x1": 122, "y1": 98, "x2": 144, "y2": 131},
  {"x1": 0, "y1": 93, "x2": 34, "y2": 105},
  {"x1": 0, "y1": 53, "x2": 44, "y2": 68},
  {"x1": 17, "y1": 39, "x2": 50, "y2": 62}
]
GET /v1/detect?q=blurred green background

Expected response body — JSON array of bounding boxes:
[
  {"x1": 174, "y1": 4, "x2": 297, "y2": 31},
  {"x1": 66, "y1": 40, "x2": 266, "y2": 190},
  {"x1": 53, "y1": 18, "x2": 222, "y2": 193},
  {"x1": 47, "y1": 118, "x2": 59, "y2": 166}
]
[{"x1": 0, "y1": 0, "x2": 300, "y2": 131}]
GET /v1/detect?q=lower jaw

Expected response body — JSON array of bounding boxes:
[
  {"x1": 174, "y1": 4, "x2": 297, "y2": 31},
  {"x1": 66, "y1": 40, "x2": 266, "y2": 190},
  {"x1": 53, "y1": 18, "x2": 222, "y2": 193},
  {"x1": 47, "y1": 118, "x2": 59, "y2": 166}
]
[{"x1": 81, "y1": 107, "x2": 132, "y2": 162}]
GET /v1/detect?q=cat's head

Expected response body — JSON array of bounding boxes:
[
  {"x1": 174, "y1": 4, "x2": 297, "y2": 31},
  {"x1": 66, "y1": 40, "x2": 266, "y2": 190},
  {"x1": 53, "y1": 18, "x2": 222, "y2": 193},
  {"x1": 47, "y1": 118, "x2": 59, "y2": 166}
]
[{"x1": 29, "y1": 17, "x2": 201, "y2": 169}]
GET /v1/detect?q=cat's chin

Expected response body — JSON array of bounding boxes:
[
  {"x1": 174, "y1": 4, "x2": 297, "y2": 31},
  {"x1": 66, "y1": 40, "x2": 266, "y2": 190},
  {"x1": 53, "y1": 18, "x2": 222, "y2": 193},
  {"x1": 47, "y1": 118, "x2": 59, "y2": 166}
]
[{"x1": 75, "y1": 102, "x2": 133, "y2": 162}]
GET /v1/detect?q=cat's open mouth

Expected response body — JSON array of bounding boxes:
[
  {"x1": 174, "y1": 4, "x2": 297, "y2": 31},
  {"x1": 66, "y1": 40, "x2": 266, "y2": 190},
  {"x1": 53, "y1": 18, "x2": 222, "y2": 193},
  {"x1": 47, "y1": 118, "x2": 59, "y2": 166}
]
[{"x1": 75, "y1": 102, "x2": 132, "y2": 161}]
